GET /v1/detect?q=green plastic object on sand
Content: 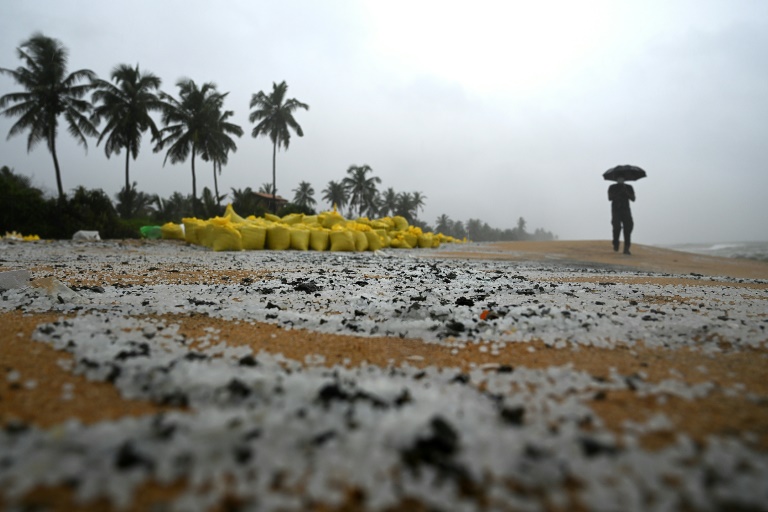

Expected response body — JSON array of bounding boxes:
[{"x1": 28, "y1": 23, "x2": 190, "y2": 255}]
[{"x1": 140, "y1": 226, "x2": 163, "y2": 239}]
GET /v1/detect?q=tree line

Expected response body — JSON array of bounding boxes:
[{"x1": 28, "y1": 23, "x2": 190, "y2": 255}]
[{"x1": 0, "y1": 32, "x2": 555, "y2": 242}]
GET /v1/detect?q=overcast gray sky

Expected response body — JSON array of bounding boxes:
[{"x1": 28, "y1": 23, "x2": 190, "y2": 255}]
[{"x1": 1, "y1": 0, "x2": 767, "y2": 244}]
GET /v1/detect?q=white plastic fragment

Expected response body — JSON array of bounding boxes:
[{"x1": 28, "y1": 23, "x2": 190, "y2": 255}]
[
  {"x1": 0, "y1": 269, "x2": 30, "y2": 290},
  {"x1": 30, "y1": 277, "x2": 86, "y2": 304},
  {"x1": 72, "y1": 230, "x2": 101, "y2": 241}
]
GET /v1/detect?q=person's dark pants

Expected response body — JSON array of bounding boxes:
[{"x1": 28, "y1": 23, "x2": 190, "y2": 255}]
[{"x1": 612, "y1": 213, "x2": 633, "y2": 253}]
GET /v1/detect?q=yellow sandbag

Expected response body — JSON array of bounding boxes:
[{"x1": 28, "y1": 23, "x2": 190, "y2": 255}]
[
  {"x1": 264, "y1": 213, "x2": 281, "y2": 223},
  {"x1": 403, "y1": 232, "x2": 418, "y2": 248},
  {"x1": 309, "y1": 229, "x2": 329, "y2": 251},
  {"x1": 198, "y1": 223, "x2": 216, "y2": 248},
  {"x1": 321, "y1": 211, "x2": 345, "y2": 229},
  {"x1": 329, "y1": 230, "x2": 355, "y2": 252},
  {"x1": 408, "y1": 225, "x2": 423, "y2": 236},
  {"x1": 417, "y1": 233, "x2": 434, "y2": 248},
  {"x1": 432, "y1": 237, "x2": 441, "y2": 248},
  {"x1": 392, "y1": 216, "x2": 409, "y2": 232},
  {"x1": 160, "y1": 222, "x2": 185, "y2": 240},
  {"x1": 303, "y1": 215, "x2": 319, "y2": 226},
  {"x1": 390, "y1": 237, "x2": 406, "y2": 249},
  {"x1": 238, "y1": 223, "x2": 267, "y2": 250},
  {"x1": 182, "y1": 218, "x2": 205, "y2": 245},
  {"x1": 353, "y1": 231, "x2": 368, "y2": 251},
  {"x1": 371, "y1": 218, "x2": 393, "y2": 231},
  {"x1": 209, "y1": 222, "x2": 243, "y2": 252},
  {"x1": 224, "y1": 204, "x2": 247, "y2": 224},
  {"x1": 266, "y1": 225, "x2": 291, "y2": 250},
  {"x1": 375, "y1": 229, "x2": 390, "y2": 247},
  {"x1": 364, "y1": 230, "x2": 383, "y2": 251},
  {"x1": 290, "y1": 228, "x2": 311, "y2": 250},
  {"x1": 282, "y1": 213, "x2": 304, "y2": 225}
]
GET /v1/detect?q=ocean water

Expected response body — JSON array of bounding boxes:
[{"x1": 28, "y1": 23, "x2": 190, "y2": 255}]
[{"x1": 660, "y1": 241, "x2": 768, "y2": 262}]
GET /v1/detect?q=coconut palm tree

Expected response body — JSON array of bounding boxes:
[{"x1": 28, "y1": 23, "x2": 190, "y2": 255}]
[
  {"x1": 153, "y1": 79, "x2": 225, "y2": 214},
  {"x1": 435, "y1": 214, "x2": 452, "y2": 235},
  {"x1": 258, "y1": 182, "x2": 275, "y2": 194},
  {"x1": 452, "y1": 220, "x2": 467, "y2": 239},
  {"x1": 378, "y1": 187, "x2": 398, "y2": 217},
  {"x1": 153, "y1": 191, "x2": 193, "y2": 222},
  {"x1": 90, "y1": 63, "x2": 163, "y2": 192},
  {"x1": 394, "y1": 192, "x2": 417, "y2": 222},
  {"x1": 0, "y1": 33, "x2": 98, "y2": 199},
  {"x1": 321, "y1": 180, "x2": 347, "y2": 212},
  {"x1": 292, "y1": 181, "x2": 316, "y2": 210},
  {"x1": 249, "y1": 81, "x2": 309, "y2": 213},
  {"x1": 342, "y1": 164, "x2": 381, "y2": 218},
  {"x1": 466, "y1": 218, "x2": 485, "y2": 241},
  {"x1": 411, "y1": 191, "x2": 427, "y2": 216},
  {"x1": 115, "y1": 182, "x2": 157, "y2": 219},
  {"x1": 230, "y1": 186, "x2": 262, "y2": 217},
  {"x1": 200, "y1": 103, "x2": 243, "y2": 207}
]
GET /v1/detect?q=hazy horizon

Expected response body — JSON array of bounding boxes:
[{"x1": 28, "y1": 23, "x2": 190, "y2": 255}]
[{"x1": 2, "y1": 1, "x2": 767, "y2": 245}]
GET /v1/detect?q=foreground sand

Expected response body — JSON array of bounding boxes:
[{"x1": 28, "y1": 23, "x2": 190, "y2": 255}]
[{"x1": 1, "y1": 240, "x2": 767, "y2": 511}]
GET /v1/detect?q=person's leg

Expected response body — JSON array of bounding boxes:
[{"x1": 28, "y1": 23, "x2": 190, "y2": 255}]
[
  {"x1": 611, "y1": 217, "x2": 621, "y2": 251},
  {"x1": 623, "y1": 216, "x2": 634, "y2": 254}
]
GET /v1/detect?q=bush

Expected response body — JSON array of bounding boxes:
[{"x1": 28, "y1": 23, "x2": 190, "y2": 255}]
[{"x1": 0, "y1": 166, "x2": 53, "y2": 237}]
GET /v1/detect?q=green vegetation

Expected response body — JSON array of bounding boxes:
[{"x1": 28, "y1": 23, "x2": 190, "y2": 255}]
[{"x1": 0, "y1": 32, "x2": 556, "y2": 242}]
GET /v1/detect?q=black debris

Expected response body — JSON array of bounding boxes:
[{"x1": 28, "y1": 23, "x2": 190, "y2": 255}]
[
  {"x1": 580, "y1": 437, "x2": 619, "y2": 458},
  {"x1": 499, "y1": 406, "x2": 525, "y2": 426},
  {"x1": 238, "y1": 355, "x2": 259, "y2": 367},
  {"x1": 294, "y1": 281, "x2": 321, "y2": 293},
  {"x1": 226, "y1": 378, "x2": 252, "y2": 399},
  {"x1": 114, "y1": 441, "x2": 154, "y2": 471}
]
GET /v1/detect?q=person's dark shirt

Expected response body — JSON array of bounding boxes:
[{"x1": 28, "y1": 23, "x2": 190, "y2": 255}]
[{"x1": 608, "y1": 183, "x2": 635, "y2": 215}]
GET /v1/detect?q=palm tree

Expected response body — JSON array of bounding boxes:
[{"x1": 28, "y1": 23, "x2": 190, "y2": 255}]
[
  {"x1": 395, "y1": 192, "x2": 417, "y2": 222},
  {"x1": 321, "y1": 180, "x2": 347, "y2": 212},
  {"x1": 153, "y1": 191, "x2": 193, "y2": 222},
  {"x1": 378, "y1": 187, "x2": 398, "y2": 217},
  {"x1": 258, "y1": 182, "x2": 275, "y2": 194},
  {"x1": 411, "y1": 191, "x2": 427, "y2": 217},
  {"x1": 435, "y1": 214, "x2": 452, "y2": 234},
  {"x1": 249, "y1": 80, "x2": 309, "y2": 213},
  {"x1": 154, "y1": 79, "x2": 225, "y2": 214},
  {"x1": 115, "y1": 182, "x2": 157, "y2": 219},
  {"x1": 0, "y1": 33, "x2": 98, "y2": 199},
  {"x1": 342, "y1": 164, "x2": 381, "y2": 218},
  {"x1": 200, "y1": 103, "x2": 243, "y2": 207},
  {"x1": 292, "y1": 181, "x2": 316, "y2": 210},
  {"x1": 90, "y1": 63, "x2": 163, "y2": 192},
  {"x1": 466, "y1": 218, "x2": 484, "y2": 241},
  {"x1": 230, "y1": 186, "x2": 262, "y2": 217},
  {"x1": 452, "y1": 220, "x2": 467, "y2": 239}
]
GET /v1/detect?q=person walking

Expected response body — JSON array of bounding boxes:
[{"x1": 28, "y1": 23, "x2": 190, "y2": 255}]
[{"x1": 608, "y1": 177, "x2": 635, "y2": 255}]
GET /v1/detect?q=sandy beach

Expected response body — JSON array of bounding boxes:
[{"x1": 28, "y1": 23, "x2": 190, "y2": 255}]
[{"x1": 1, "y1": 239, "x2": 767, "y2": 511}]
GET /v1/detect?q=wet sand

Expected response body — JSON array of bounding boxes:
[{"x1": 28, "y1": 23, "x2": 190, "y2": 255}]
[
  {"x1": 1, "y1": 240, "x2": 767, "y2": 511},
  {"x1": 431, "y1": 240, "x2": 768, "y2": 280}
]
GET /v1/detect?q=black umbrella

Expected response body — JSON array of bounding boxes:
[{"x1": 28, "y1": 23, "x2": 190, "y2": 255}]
[{"x1": 603, "y1": 165, "x2": 647, "y2": 182}]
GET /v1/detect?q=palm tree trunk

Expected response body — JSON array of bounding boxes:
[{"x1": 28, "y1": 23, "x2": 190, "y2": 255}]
[
  {"x1": 191, "y1": 147, "x2": 198, "y2": 216},
  {"x1": 124, "y1": 149, "x2": 130, "y2": 192},
  {"x1": 213, "y1": 161, "x2": 220, "y2": 207},
  {"x1": 48, "y1": 136, "x2": 65, "y2": 200},
  {"x1": 271, "y1": 140, "x2": 277, "y2": 214}
]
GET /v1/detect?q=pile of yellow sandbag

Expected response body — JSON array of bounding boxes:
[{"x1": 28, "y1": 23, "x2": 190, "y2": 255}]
[
  {"x1": 159, "y1": 205, "x2": 463, "y2": 252},
  {"x1": 2, "y1": 231, "x2": 40, "y2": 241}
]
